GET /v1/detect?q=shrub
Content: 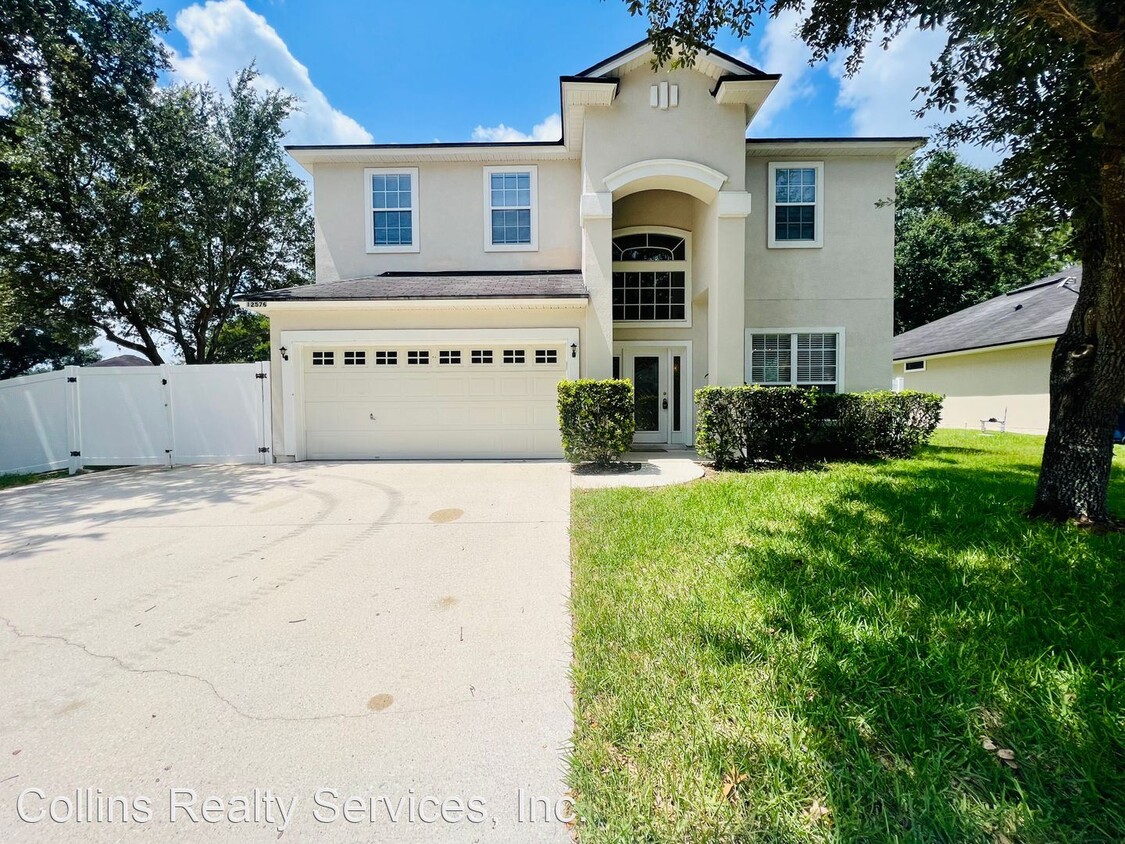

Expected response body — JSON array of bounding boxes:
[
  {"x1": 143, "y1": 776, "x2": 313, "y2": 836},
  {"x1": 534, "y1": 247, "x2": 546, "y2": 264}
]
[
  {"x1": 818, "y1": 390, "x2": 944, "y2": 458},
  {"x1": 697, "y1": 387, "x2": 943, "y2": 468},
  {"x1": 557, "y1": 379, "x2": 635, "y2": 466},
  {"x1": 696, "y1": 386, "x2": 817, "y2": 469}
]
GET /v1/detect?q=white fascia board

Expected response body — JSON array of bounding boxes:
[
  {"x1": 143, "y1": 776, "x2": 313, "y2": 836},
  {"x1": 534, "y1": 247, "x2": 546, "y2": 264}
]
[
  {"x1": 583, "y1": 43, "x2": 756, "y2": 81},
  {"x1": 746, "y1": 139, "x2": 925, "y2": 160},
  {"x1": 279, "y1": 328, "x2": 581, "y2": 344},
  {"x1": 716, "y1": 78, "x2": 779, "y2": 127},
  {"x1": 241, "y1": 298, "x2": 588, "y2": 313},
  {"x1": 894, "y1": 337, "x2": 1057, "y2": 363},
  {"x1": 287, "y1": 145, "x2": 576, "y2": 167}
]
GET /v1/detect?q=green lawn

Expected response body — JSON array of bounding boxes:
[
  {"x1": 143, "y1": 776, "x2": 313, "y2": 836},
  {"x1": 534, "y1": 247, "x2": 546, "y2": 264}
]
[{"x1": 570, "y1": 430, "x2": 1125, "y2": 843}]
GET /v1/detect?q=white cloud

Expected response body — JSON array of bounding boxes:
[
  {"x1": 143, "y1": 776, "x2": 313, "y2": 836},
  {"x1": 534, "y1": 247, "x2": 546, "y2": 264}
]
[
  {"x1": 747, "y1": 10, "x2": 816, "y2": 129},
  {"x1": 832, "y1": 26, "x2": 1000, "y2": 167},
  {"x1": 169, "y1": 0, "x2": 372, "y2": 146},
  {"x1": 471, "y1": 113, "x2": 561, "y2": 143},
  {"x1": 729, "y1": 45, "x2": 756, "y2": 67}
]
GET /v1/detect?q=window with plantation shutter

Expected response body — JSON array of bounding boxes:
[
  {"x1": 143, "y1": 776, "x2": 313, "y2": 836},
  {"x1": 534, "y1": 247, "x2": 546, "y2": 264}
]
[{"x1": 747, "y1": 331, "x2": 840, "y2": 391}]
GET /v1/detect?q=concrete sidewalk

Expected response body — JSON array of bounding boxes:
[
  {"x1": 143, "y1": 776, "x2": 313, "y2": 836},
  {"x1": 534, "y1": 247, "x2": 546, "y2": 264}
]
[
  {"x1": 0, "y1": 461, "x2": 573, "y2": 842},
  {"x1": 571, "y1": 450, "x2": 706, "y2": 489}
]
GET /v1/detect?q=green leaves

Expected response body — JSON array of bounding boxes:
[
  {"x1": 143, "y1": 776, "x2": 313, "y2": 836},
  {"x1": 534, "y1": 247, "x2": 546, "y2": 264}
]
[
  {"x1": 893, "y1": 152, "x2": 1073, "y2": 333},
  {"x1": 558, "y1": 380, "x2": 637, "y2": 466},
  {"x1": 1, "y1": 64, "x2": 313, "y2": 366},
  {"x1": 695, "y1": 387, "x2": 943, "y2": 468}
]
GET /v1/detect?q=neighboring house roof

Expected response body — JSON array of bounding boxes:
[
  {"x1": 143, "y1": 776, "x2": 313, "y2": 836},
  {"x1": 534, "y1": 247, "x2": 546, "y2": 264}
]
[
  {"x1": 87, "y1": 354, "x2": 153, "y2": 367},
  {"x1": 237, "y1": 270, "x2": 589, "y2": 303},
  {"x1": 893, "y1": 266, "x2": 1082, "y2": 360}
]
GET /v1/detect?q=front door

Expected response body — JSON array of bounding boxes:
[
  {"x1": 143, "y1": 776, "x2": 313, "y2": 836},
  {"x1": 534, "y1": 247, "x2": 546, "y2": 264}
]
[
  {"x1": 625, "y1": 348, "x2": 670, "y2": 444},
  {"x1": 621, "y1": 346, "x2": 688, "y2": 445}
]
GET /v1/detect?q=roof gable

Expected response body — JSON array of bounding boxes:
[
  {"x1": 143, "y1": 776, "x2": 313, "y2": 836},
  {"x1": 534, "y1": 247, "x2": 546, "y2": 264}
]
[{"x1": 575, "y1": 34, "x2": 772, "y2": 81}]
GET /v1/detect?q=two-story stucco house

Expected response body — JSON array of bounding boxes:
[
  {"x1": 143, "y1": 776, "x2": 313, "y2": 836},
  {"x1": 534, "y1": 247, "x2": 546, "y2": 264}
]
[{"x1": 237, "y1": 37, "x2": 922, "y2": 461}]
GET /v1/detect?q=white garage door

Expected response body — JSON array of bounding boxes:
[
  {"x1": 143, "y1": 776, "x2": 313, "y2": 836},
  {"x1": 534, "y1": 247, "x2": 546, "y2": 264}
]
[{"x1": 302, "y1": 342, "x2": 567, "y2": 459}]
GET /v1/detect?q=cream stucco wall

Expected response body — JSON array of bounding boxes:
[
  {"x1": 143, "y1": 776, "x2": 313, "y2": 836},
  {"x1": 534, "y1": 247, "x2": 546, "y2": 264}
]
[
  {"x1": 311, "y1": 159, "x2": 582, "y2": 281},
  {"x1": 581, "y1": 68, "x2": 748, "y2": 194},
  {"x1": 893, "y1": 342, "x2": 1054, "y2": 434},
  {"x1": 269, "y1": 49, "x2": 906, "y2": 459},
  {"x1": 744, "y1": 155, "x2": 896, "y2": 392}
]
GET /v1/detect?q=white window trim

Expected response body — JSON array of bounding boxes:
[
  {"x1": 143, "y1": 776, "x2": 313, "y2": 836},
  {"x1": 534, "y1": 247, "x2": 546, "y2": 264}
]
[
  {"x1": 483, "y1": 165, "x2": 538, "y2": 252},
  {"x1": 611, "y1": 226, "x2": 693, "y2": 328},
  {"x1": 903, "y1": 359, "x2": 926, "y2": 372},
  {"x1": 767, "y1": 161, "x2": 824, "y2": 249},
  {"x1": 365, "y1": 167, "x2": 420, "y2": 254},
  {"x1": 745, "y1": 327, "x2": 845, "y2": 392}
]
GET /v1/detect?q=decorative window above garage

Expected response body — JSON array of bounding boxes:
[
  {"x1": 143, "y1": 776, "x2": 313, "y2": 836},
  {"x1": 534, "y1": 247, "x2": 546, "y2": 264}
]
[
  {"x1": 484, "y1": 166, "x2": 537, "y2": 251},
  {"x1": 768, "y1": 162, "x2": 823, "y2": 249},
  {"x1": 365, "y1": 167, "x2": 419, "y2": 254},
  {"x1": 611, "y1": 229, "x2": 690, "y2": 325}
]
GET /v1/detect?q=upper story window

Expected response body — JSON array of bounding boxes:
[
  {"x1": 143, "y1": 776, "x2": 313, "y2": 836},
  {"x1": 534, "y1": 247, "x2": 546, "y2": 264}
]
[
  {"x1": 612, "y1": 229, "x2": 690, "y2": 324},
  {"x1": 746, "y1": 330, "x2": 841, "y2": 391},
  {"x1": 768, "y1": 162, "x2": 823, "y2": 249},
  {"x1": 365, "y1": 167, "x2": 419, "y2": 253},
  {"x1": 484, "y1": 165, "x2": 537, "y2": 251}
]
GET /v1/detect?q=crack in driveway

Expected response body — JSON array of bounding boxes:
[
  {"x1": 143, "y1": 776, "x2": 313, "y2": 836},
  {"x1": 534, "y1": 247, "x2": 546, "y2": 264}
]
[{"x1": 1, "y1": 617, "x2": 538, "y2": 724}]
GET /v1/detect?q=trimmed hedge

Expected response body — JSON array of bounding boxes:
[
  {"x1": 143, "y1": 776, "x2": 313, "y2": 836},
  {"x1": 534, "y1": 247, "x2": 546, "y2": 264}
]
[
  {"x1": 695, "y1": 387, "x2": 943, "y2": 468},
  {"x1": 696, "y1": 386, "x2": 817, "y2": 470},
  {"x1": 557, "y1": 379, "x2": 635, "y2": 466},
  {"x1": 818, "y1": 390, "x2": 944, "y2": 459}
]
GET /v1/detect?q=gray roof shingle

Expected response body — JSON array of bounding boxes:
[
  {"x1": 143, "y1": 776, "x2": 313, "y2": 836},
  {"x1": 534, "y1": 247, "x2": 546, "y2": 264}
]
[
  {"x1": 237, "y1": 270, "x2": 588, "y2": 303},
  {"x1": 893, "y1": 266, "x2": 1081, "y2": 360}
]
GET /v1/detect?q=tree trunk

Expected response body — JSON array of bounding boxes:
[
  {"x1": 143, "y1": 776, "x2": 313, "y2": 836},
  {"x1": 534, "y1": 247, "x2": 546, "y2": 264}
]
[{"x1": 1031, "y1": 53, "x2": 1125, "y2": 524}]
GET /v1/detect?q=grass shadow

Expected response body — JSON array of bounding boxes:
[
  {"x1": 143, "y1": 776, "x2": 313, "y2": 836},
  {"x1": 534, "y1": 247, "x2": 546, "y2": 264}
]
[{"x1": 570, "y1": 430, "x2": 1125, "y2": 842}]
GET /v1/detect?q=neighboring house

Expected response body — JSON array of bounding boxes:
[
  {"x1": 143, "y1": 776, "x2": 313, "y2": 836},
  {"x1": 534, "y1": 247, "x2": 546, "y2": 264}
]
[
  {"x1": 88, "y1": 354, "x2": 154, "y2": 367},
  {"x1": 237, "y1": 36, "x2": 922, "y2": 460},
  {"x1": 893, "y1": 266, "x2": 1081, "y2": 434}
]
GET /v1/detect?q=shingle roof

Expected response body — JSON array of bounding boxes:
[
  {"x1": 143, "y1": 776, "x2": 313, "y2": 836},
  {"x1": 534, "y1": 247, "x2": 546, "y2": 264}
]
[
  {"x1": 893, "y1": 266, "x2": 1081, "y2": 360},
  {"x1": 237, "y1": 270, "x2": 588, "y2": 303}
]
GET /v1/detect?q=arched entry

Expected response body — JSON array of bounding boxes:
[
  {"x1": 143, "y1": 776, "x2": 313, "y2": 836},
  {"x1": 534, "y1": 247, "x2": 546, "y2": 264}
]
[{"x1": 603, "y1": 158, "x2": 728, "y2": 203}]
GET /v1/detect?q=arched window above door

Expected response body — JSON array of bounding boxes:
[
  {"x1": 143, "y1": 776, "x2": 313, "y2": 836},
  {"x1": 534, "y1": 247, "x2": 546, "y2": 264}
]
[
  {"x1": 612, "y1": 232, "x2": 686, "y2": 262},
  {"x1": 612, "y1": 229, "x2": 691, "y2": 324}
]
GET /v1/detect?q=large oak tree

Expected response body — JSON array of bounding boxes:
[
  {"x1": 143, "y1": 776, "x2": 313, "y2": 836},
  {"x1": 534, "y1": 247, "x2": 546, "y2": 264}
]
[
  {"x1": 627, "y1": 0, "x2": 1124, "y2": 523},
  {"x1": 3, "y1": 69, "x2": 312, "y2": 364},
  {"x1": 0, "y1": 0, "x2": 167, "y2": 373}
]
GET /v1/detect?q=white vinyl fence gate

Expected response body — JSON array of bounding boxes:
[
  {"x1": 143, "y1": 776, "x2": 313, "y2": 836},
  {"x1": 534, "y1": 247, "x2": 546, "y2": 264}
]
[{"x1": 0, "y1": 362, "x2": 272, "y2": 475}]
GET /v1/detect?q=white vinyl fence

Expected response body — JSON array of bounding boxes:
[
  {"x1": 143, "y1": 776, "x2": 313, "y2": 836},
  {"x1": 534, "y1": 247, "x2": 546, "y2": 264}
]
[{"x1": 0, "y1": 362, "x2": 271, "y2": 475}]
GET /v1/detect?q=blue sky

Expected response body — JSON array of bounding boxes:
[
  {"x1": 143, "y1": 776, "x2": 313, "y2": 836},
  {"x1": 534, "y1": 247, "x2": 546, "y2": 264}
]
[{"x1": 143, "y1": 0, "x2": 991, "y2": 161}]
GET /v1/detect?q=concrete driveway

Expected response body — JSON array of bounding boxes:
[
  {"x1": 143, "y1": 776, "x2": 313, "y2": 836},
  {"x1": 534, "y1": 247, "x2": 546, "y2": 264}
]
[{"x1": 0, "y1": 461, "x2": 573, "y2": 842}]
